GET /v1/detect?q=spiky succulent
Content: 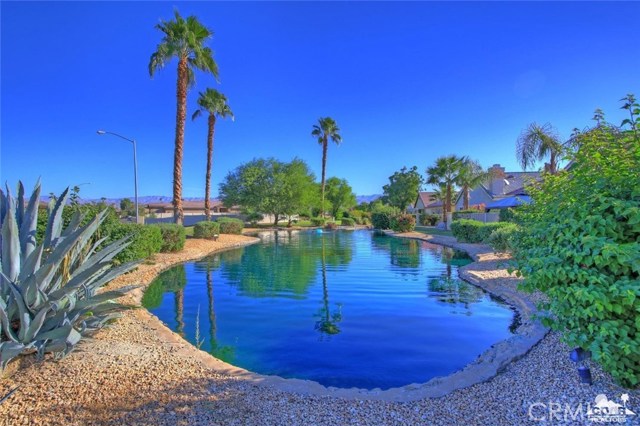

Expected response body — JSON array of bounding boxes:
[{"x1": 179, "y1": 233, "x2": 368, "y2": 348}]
[{"x1": 0, "y1": 181, "x2": 139, "y2": 370}]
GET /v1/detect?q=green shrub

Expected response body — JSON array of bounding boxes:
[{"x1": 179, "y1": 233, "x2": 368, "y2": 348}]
[
  {"x1": 451, "y1": 219, "x2": 513, "y2": 243},
  {"x1": 487, "y1": 223, "x2": 518, "y2": 252},
  {"x1": 194, "y1": 221, "x2": 220, "y2": 239},
  {"x1": 311, "y1": 217, "x2": 326, "y2": 226},
  {"x1": 451, "y1": 219, "x2": 484, "y2": 242},
  {"x1": 420, "y1": 214, "x2": 439, "y2": 226},
  {"x1": 390, "y1": 214, "x2": 416, "y2": 232},
  {"x1": 340, "y1": 217, "x2": 355, "y2": 226},
  {"x1": 371, "y1": 212, "x2": 392, "y2": 230},
  {"x1": 110, "y1": 224, "x2": 163, "y2": 264},
  {"x1": 499, "y1": 208, "x2": 516, "y2": 223},
  {"x1": 153, "y1": 223, "x2": 186, "y2": 252},
  {"x1": 512, "y1": 111, "x2": 640, "y2": 387},
  {"x1": 216, "y1": 217, "x2": 244, "y2": 234}
]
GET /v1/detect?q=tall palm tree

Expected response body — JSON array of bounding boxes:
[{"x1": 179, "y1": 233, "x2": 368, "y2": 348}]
[
  {"x1": 311, "y1": 117, "x2": 342, "y2": 215},
  {"x1": 431, "y1": 183, "x2": 448, "y2": 224},
  {"x1": 426, "y1": 155, "x2": 464, "y2": 224},
  {"x1": 516, "y1": 122, "x2": 564, "y2": 174},
  {"x1": 192, "y1": 88, "x2": 234, "y2": 220},
  {"x1": 457, "y1": 158, "x2": 494, "y2": 210},
  {"x1": 149, "y1": 11, "x2": 219, "y2": 224}
]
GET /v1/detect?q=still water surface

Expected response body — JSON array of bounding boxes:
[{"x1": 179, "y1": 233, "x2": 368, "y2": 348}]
[{"x1": 143, "y1": 230, "x2": 514, "y2": 389}]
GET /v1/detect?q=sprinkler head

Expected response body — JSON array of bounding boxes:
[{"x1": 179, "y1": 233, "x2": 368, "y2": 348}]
[{"x1": 577, "y1": 366, "x2": 593, "y2": 385}]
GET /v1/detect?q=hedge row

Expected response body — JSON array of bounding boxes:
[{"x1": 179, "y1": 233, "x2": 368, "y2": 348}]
[
  {"x1": 194, "y1": 221, "x2": 220, "y2": 239},
  {"x1": 340, "y1": 217, "x2": 355, "y2": 226},
  {"x1": 451, "y1": 219, "x2": 518, "y2": 251},
  {"x1": 216, "y1": 217, "x2": 244, "y2": 234},
  {"x1": 372, "y1": 212, "x2": 416, "y2": 233}
]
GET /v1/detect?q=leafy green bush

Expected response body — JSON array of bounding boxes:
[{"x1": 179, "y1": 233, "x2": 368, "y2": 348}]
[
  {"x1": 311, "y1": 217, "x2": 326, "y2": 226},
  {"x1": 451, "y1": 219, "x2": 512, "y2": 243},
  {"x1": 371, "y1": 212, "x2": 392, "y2": 230},
  {"x1": 420, "y1": 214, "x2": 439, "y2": 226},
  {"x1": 194, "y1": 221, "x2": 220, "y2": 239},
  {"x1": 390, "y1": 214, "x2": 416, "y2": 232},
  {"x1": 216, "y1": 217, "x2": 244, "y2": 234},
  {"x1": 499, "y1": 207, "x2": 516, "y2": 223},
  {"x1": 513, "y1": 112, "x2": 640, "y2": 387},
  {"x1": 451, "y1": 219, "x2": 484, "y2": 242},
  {"x1": 487, "y1": 223, "x2": 518, "y2": 252},
  {"x1": 0, "y1": 182, "x2": 137, "y2": 370},
  {"x1": 110, "y1": 224, "x2": 163, "y2": 264},
  {"x1": 340, "y1": 217, "x2": 355, "y2": 226},
  {"x1": 153, "y1": 223, "x2": 186, "y2": 252},
  {"x1": 37, "y1": 203, "x2": 120, "y2": 245}
]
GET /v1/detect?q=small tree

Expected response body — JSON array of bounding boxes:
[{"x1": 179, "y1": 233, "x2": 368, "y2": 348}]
[
  {"x1": 512, "y1": 98, "x2": 640, "y2": 387},
  {"x1": 382, "y1": 166, "x2": 424, "y2": 213},
  {"x1": 325, "y1": 177, "x2": 357, "y2": 219}
]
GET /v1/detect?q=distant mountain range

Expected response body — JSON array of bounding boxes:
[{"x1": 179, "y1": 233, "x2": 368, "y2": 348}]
[
  {"x1": 356, "y1": 194, "x2": 382, "y2": 204},
  {"x1": 41, "y1": 194, "x2": 383, "y2": 206}
]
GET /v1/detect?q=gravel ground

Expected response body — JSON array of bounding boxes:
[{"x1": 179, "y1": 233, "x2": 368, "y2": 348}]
[{"x1": 1, "y1": 233, "x2": 638, "y2": 426}]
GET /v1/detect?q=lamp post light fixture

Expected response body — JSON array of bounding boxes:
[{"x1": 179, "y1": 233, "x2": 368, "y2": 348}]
[{"x1": 96, "y1": 130, "x2": 139, "y2": 224}]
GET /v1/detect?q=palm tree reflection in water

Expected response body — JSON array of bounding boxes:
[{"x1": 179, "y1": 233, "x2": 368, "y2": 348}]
[{"x1": 315, "y1": 234, "x2": 343, "y2": 338}]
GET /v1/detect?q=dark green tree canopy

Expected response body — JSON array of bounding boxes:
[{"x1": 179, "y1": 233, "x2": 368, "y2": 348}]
[
  {"x1": 192, "y1": 88, "x2": 233, "y2": 121},
  {"x1": 382, "y1": 166, "x2": 424, "y2": 213},
  {"x1": 325, "y1": 177, "x2": 357, "y2": 219},
  {"x1": 219, "y1": 158, "x2": 316, "y2": 225}
]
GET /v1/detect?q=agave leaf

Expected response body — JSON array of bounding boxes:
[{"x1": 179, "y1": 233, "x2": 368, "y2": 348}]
[
  {"x1": 7, "y1": 282, "x2": 31, "y2": 341},
  {"x1": 73, "y1": 286, "x2": 139, "y2": 311},
  {"x1": 50, "y1": 262, "x2": 111, "y2": 298},
  {"x1": 0, "y1": 186, "x2": 7, "y2": 227},
  {"x1": 73, "y1": 236, "x2": 131, "y2": 278},
  {"x1": 18, "y1": 179, "x2": 41, "y2": 260},
  {"x1": 1, "y1": 200, "x2": 21, "y2": 281},
  {"x1": 44, "y1": 187, "x2": 70, "y2": 248},
  {"x1": 18, "y1": 244, "x2": 44, "y2": 283},
  {"x1": 0, "y1": 304, "x2": 18, "y2": 342},
  {"x1": 60, "y1": 210, "x2": 85, "y2": 239},
  {"x1": 16, "y1": 182, "x2": 25, "y2": 231},
  {"x1": 34, "y1": 323, "x2": 81, "y2": 346},
  {"x1": 83, "y1": 260, "x2": 139, "y2": 294},
  {"x1": 86, "y1": 236, "x2": 108, "y2": 258},
  {"x1": 24, "y1": 304, "x2": 51, "y2": 342},
  {"x1": 0, "y1": 341, "x2": 26, "y2": 370},
  {"x1": 40, "y1": 212, "x2": 105, "y2": 288}
]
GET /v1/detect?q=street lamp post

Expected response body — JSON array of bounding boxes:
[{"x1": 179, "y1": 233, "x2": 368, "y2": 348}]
[{"x1": 97, "y1": 130, "x2": 139, "y2": 224}]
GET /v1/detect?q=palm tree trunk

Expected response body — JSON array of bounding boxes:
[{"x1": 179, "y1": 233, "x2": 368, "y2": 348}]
[
  {"x1": 205, "y1": 114, "x2": 216, "y2": 221},
  {"x1": 206, "y1": 263, "x2": 216, "y2": 348},
  {"x1": 175, "y1": 289, "x2": 185, "y2": 336},
  {"x1": 463, "y1": 186, "x2": 470, "y2": 210},
  {"x1": 549, "y1": 151, "x2": 557, "y2": 174},
  {"x1": 320, "y1": 138, "x2": 328, "y2": 216},
  {"x1": 445, "y1": 183, "x2": 452, "y2": 223},
  {"x1": 173, "y1": 57, "x2": 189, "y2": 225}
]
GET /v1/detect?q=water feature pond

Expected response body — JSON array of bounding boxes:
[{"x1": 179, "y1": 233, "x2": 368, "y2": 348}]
[{"x1": 143, "y1": 230, "x2": 515, "y2": 390}]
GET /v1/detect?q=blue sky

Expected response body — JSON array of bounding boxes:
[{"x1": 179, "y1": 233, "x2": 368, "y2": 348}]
[{"x1": 2, "y1": 1, "x2": 638, "y2": 200}]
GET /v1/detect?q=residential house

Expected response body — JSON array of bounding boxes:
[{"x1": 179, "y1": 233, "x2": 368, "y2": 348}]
[
  {"x1": 411, "y1": 191, "x2": 445, "y2": 216},
  {"x1": 454, "y1": 164, "x2": 539, "y2": 211},
  {"x1": 145, "y1": 200, "x2": 239, "y2": 218}
]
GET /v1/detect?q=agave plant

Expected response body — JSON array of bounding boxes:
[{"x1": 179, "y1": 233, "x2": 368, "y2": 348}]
[{"x1": 0, "y1": 181, "x2": 139, "y2": 370}]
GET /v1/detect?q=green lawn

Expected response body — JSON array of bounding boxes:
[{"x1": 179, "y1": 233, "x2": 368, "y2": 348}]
[{"x1": 414, "y1": 225, "x2": 453, "y2": 237}]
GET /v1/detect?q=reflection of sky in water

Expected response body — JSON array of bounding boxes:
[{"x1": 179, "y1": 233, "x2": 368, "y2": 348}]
[{"x1": 145, "y1": 230, "x2": 515, "y2": 390}]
